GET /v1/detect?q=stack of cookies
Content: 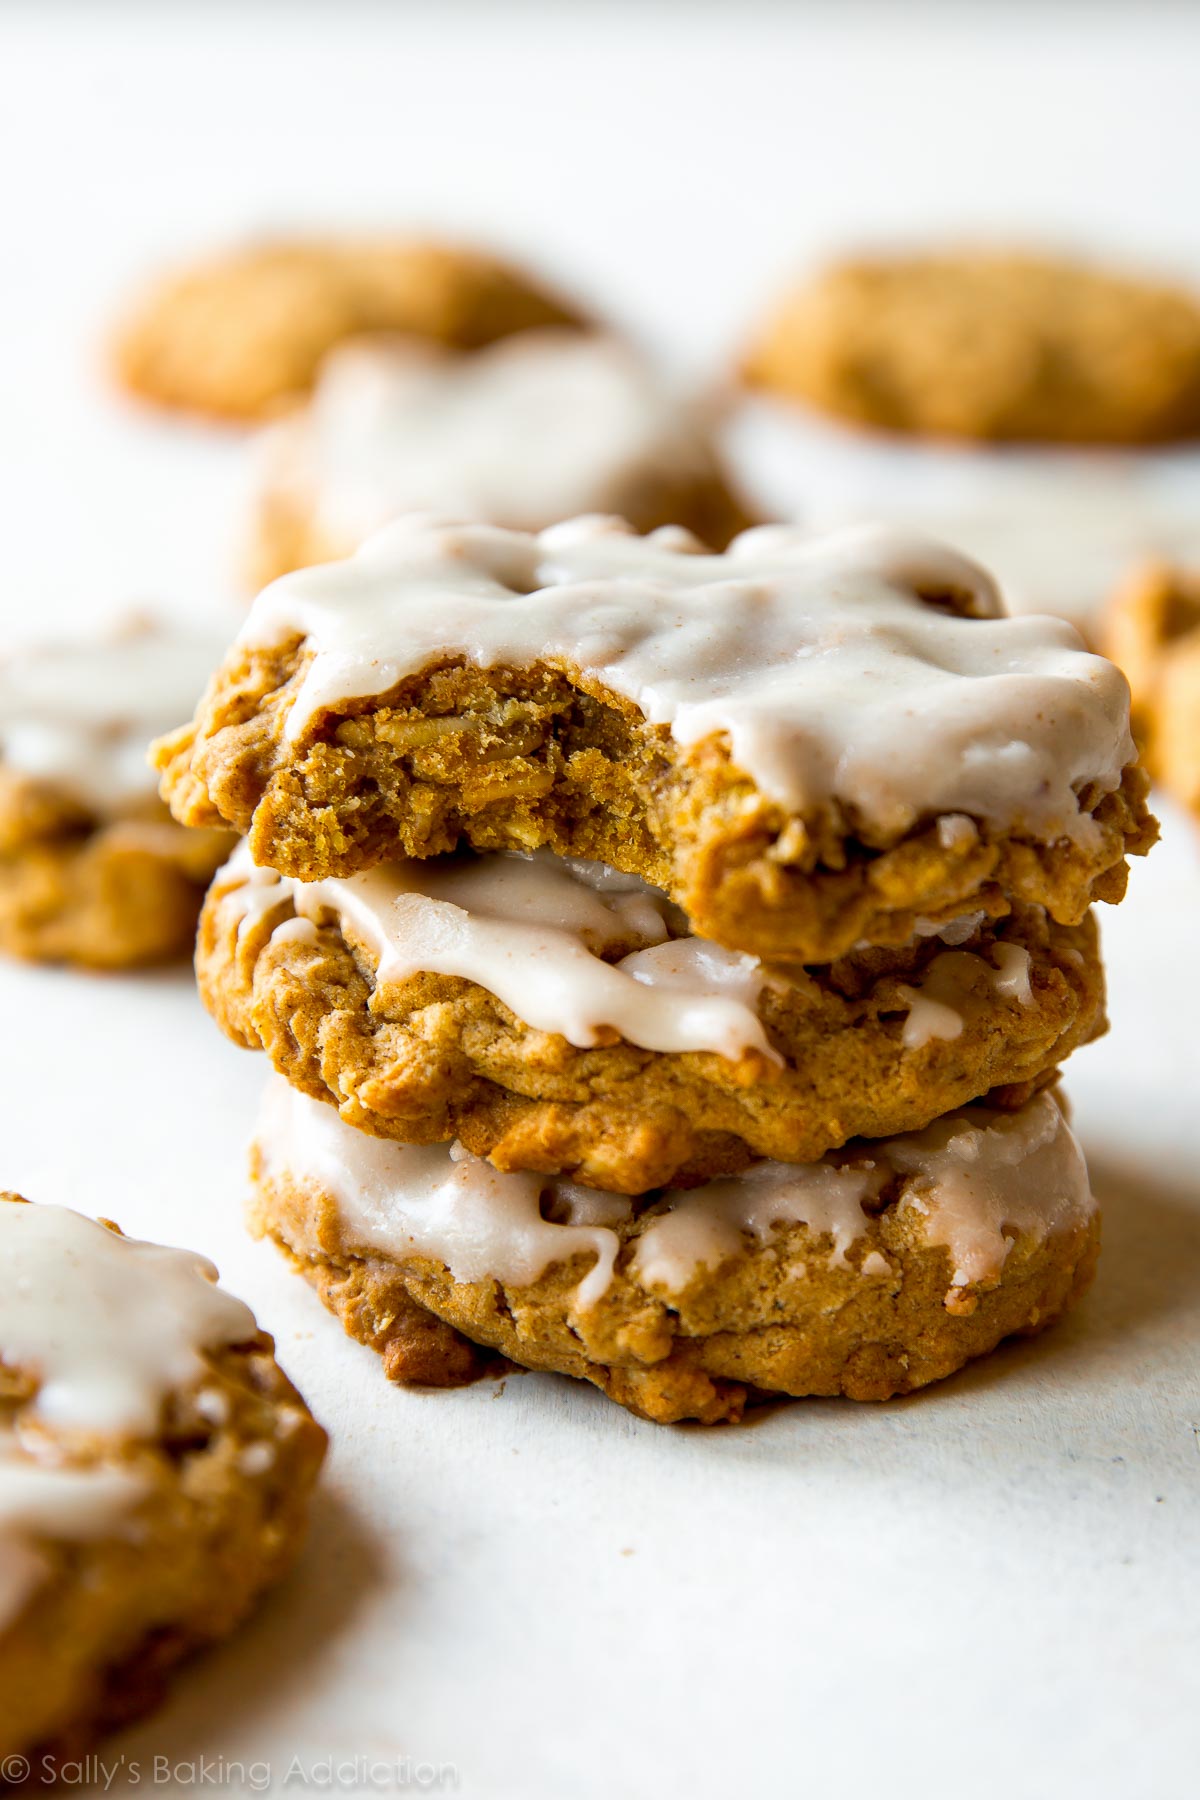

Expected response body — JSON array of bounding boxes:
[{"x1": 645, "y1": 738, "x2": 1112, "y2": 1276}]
[{"x1": 155, "y1": 512, "x2": 1156, "y2": 1423}]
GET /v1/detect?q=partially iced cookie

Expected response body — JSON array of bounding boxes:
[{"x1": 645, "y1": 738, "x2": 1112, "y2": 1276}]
[
  {"x1": 0, "y1": 619, "x2": 233, "y2": 968},
  {"x1": 199, "y1": 841, "x2": 1104, "y2": 1193},
  {"x1": 0, "y1": 1195, "x2": 326, "y2": 1766},
  {"x1": 155, "y1": 515, "x2": 1155, "y2": 962},
  {"x1": 250, "y1": 331, "x2": 753, "y2": 584},
  {"x1": 250, "y1": 1077, "x2": 1099, "y2": 1424}
]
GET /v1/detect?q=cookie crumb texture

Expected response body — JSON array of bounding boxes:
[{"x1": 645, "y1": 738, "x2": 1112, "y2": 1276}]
[
  {"x1": 113, "y1": 239, "x2": 584, "y2": 422},
  {"x1": 1103, "y1": 562, "x2": 1200, "y2": 819},
  {"x1": 744, "y1": 251, "x2": 1200, "y2": 445},
  {"x1": 250, "y1": 1082, "x2": 1100, "y2": 1425},
  {"x1": 199, "y1": 843, "x2": 1105, "y2": 1193},
  {"x1": 0, "y1": 1198, "x2": 326, "y2": 1765},
  {"x1": 155, "y1": 517, "x2": 1155, "y2": 964}
]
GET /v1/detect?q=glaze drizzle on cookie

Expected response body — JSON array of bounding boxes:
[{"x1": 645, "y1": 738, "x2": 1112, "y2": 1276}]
[
  {"x1": 240, "y1": 514, "x2": 1134, "y2": 841},
  {"x1": 255, "y1": 1077, "x2": 1095, "y2": 1309}
]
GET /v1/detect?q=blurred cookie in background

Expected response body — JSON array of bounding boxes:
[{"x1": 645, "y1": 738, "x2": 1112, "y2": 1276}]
[
  {"x1": 734, "y1": 246, "x2": 1200, "y2": 630},
  {"x1": 250, "y1": 330, "x2": 755, "y2": 584},
  {"x1": 742, "y1": 248, "x2": 1200, "y2": 445},
  {"x1": 112, "y1": 236, "x2": 585, "y2": 423},
  {"x1": 728, "y1": 402, "x2": 1200, "y2": 631},
  {"x1": 0, "y1": 617, "x2": 233, "y2": 968},
  {"x1": 1103, "y1": 561, "x2": 1200, "y2": 824}
]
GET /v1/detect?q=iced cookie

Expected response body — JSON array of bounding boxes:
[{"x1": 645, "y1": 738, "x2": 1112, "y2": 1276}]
[
  {"x1": 0, "y1": 1195, "x2": 325, "y2": 1767},
  {"x1": 250, "y1": 331, "x2": 754, "y2": 585},
  {"x1": 155, "y1": 515, "x2": 1155, "y2": 963},
  {"x1": 1102, "y1": 562, "x2": 1200, "y2": 819},
  {"x1": 0, "y1": 620, "x2": 234, "y2": 968},
  {"x1": 743, "y1": 251, "x2": 1200, "y2": 444},
  {"x1": 114, "y1": 238, "x2": 583, "y2": 423},
  {"x1": 250, "y1": 1077, "x2": 1099, "y2": 1424},
  {"x1": 200, "y1": 841, "x2": 1104, "y2": 1193}
]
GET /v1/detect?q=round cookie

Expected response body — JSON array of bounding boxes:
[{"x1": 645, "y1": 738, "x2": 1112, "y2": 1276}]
[
  {"x1": 250, "y1": 331, "x2": 755, "y2": 586},
  {"x1": 250, "y1": 1077, "x2": 1100, "y2": 1425},
  {"x1": 0, "y1": 1195, "x2": 326, "y2": 1767},
  {"x1": 155, "y1": 514, "x2": 1155, "y2": 963},
  {"x1": 113, "y1": 238, "x2": 584, "y2": 423},
  {"x1": 1102, "y1": 561, "x2": 1200, "y2": 819},
  {"x1": 742, "y1": 250, "x2": 1200, "y2": 444},
  {"x1": 200, "y1": 841, "x2": 1105, "y2": 1194},
  {"x1": 0, "y1": 619, "x2": 234, "y2": 968}
]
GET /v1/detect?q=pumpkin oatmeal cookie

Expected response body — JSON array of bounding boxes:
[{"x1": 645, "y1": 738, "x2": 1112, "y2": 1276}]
[
  {"x1": 155, "y1": 515, "x2": 1155, "y2": 962},
  {"x1": 114, "y1": 237, "x2": 583, "y2": 422},
  {"x1": 198, "y1": 841, "x2": 1105, "y2": 1194},
  {"x1": 0, "y1": 1195, "x2": 325, "y2": 1770},
  {"x1": 249, "y1": 1077, "x2": 1099, "y2": 1425},
  {"x1": 743, "y1": 250, "x2": 1200, "y2": 444}
]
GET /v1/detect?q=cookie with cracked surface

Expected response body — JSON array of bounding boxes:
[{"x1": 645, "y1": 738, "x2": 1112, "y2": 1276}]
[
  {"x1": 1102, "y1": 561, "x2": 1200, "y2": 820},
  {"x1": 249, "y1": 1077, "x2": 1099, "y2": 1425},
  {"x1": 743, "y1": 250, "x2": 1200, "y2": 444},
  {"x1": 0, "y1": 1195, "x2": 326, "y2": 1769},
  {"x1": 200, "y1": 841, "x2": 1105, "y2": 1194},
  {"x1": 155, "y1": 514, "x2": 1155, "y2": 962},
  {"x1": 114, "y1": 238, "x2": 584, "y2": 422},
  {"x1": 0, "y1": 621, "x2": 234, "y2": 968},
  {"x1": 249, "y1": 331, "x2": 755, "y2": 587}
]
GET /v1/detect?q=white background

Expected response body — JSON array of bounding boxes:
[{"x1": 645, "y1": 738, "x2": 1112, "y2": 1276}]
[{"x1": 1, "y1": 6, "x2": 1198, "y2": 1797}]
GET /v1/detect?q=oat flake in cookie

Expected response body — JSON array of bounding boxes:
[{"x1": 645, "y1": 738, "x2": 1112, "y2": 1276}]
[
  {"x1": 0, "y1": 1195, "x2": 325, "y2": 1764},
  {"x1": 155, "y1": 514, "x2": 1155, "y2": 961}
]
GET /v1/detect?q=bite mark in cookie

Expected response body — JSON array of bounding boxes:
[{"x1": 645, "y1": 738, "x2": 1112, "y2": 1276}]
[{"x1": 155, "y1": 515, "x2": 1154, "y2": 962}]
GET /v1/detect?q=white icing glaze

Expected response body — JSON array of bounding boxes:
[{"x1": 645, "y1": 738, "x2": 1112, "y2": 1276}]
[
  {"x1": 897, "y1": 942, "x2": 1035, "y2": 1050},
  {"x1": 257, "y1": 1079, "x2": 1094, "y2": 1309},
  {"x1": 629, "y1": 1160, "x2": 884, "y2": 1288},
  {"x1": 215, "y1": 840, "x2": 775, "y2": 1062},
  {"x1": 239, "y1": 513, "x2": 1133, "y2": 839},
  {"x1": 0, "y1": 1203, "x2": 258, "y2": 1631},
  {"x1": 0, "y1": 1204, "x2": 257, "y2": 1435},
  {"x1": 255, "y1": 1077, "x2": 628, "y2": 1311},
  {"x1": 0, "y1": 617, "x2": 225, "y2": 816},
  {"x1": 263, "y1": 331, "x2": 727, "y2": 543},
  {"x1": 889, "y1": 1099, "x2": 1094, "y2": 1289},
  {"x1": 0, "y1": 1446, "x2": 148, "y2": 1630}
]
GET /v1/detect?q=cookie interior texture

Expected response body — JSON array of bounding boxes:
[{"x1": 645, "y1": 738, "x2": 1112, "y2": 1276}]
[
  {"x1": 155, "y1": 517, "x2": 1156, "y2": 964},
  {"x1": 199, "y1": 841, "x2": 1106, "y2": 1193},
  {"x1": 0, "y1": 1198, "x2": 326, "y2": 1762},
  {"x1": 743, "y1": 250, "x2": 1200, "y2": 444},
  {"x1": 114, "y1": 238, "x2": 586, "y2": 421},
  {"x1": 250, "y1": 1081, "x2": 1100, "y2": 1425}
]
